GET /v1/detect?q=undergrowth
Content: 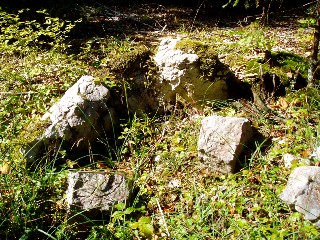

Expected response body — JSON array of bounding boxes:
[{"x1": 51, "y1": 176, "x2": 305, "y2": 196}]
[{"x1": 1, "y1": 5, "x2": 320, "y2": 240}]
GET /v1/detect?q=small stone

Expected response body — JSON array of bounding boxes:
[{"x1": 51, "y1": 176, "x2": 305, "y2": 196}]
[
  {"x1": 168, "y1": 179, "x2": 181, "y2": 188},
  {"x1": 283, "y1": 153, "x2": 311, "y2": 168},
  {"x1": 311, "y1": 146, "x2": 320, "y2": 160},
  {"x1": 280, "y1": 166, "x2": 320, "y2": 228},
  {"x1": 283, "y1": 153, "x2": 297, "y2": 168},
  {"x1": 198, "y1": 115, "x2": 253, "y2": 174},
  {"x1": 67, "y1": 171, "x2": 133, "y2": 218}
]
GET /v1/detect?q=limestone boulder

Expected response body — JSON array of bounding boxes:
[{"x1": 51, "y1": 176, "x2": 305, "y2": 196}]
[
  {"x1": 105, "y1": 38, "x2": 243, "y2": 115},
  {"x1": 43, "y1": 75, "x2": 111, "y2": 141},
  {"x1": 154, "y1": 38, "x2": 240, "y2": 106},
  {"x1": 198, "y1": 115, "x2": 253, "y2": 174},
  {"x1": 280, "y1": 166, "x2": 320, "y2": 228},
  {"x1": 23, "y1": 76, "x2": 116, "y2": 160},
  {"x1": 67, "y1": 171, "x2": 132, "y2": 218}
]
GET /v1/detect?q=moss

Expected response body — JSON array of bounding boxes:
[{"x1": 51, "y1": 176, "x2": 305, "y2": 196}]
[
  {"x1": 175, "y1": 38, "x2": 209, "y2": 54},
  {"x1": 102, "y1": 44, "x2": 151, "y2": 75},
  {"x1": 245, "y1": 51, "x2": 309, "y2": 87},
  {"x1": 96, "y1": 44, "x2": 152, "y2": 98},
  {"x1": 175, "y1": 38, "x2": 232, "y2": 82},
  {"x1": 275, "y1": 52, "x2": 308, "y2": 79},
  {"x1": 246, "y1": 59, "x2": 271, "y2": 75}
]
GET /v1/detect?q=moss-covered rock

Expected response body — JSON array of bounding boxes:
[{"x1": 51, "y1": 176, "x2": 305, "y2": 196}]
[
  {"x1": 102, "y1": 44, "x2": 151, "y2": 75},
  {"x1": 175, "y1": 38, "x2": 233, "y2": 83},
  {"x1": 155, "y1": 38, "x2": 245, "y2": 108}
]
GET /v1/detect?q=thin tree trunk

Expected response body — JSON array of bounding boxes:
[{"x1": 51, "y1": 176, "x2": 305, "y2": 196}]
[{"x1": 308, "y1": 1, "x2": 320, "y2": 85}]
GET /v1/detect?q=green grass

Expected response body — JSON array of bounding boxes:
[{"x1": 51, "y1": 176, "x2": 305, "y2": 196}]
[{"x1": 1, "y1": 6, "x2": 320, "y2": 240}]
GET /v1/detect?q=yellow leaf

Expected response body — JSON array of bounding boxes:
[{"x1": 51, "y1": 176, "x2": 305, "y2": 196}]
[
  {"x1": 0, "y1": 163, "x2": 10, "y2": 174},
  {"x1": 129, "y1": 217, "x2": 154, "y2": 238},
  {"x1": 279, "y1": 97, "x2": 289, "y2": 110},
  {"x1": 290, "y1": 99, "x2": 301, "y2": 107}
]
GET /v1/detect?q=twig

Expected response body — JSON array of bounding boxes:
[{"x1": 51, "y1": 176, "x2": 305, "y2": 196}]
[
  {"x1": 0, "y1": 91, "x2": 36, "y2": 95},
  {"x1": 156, "y1": 198, "x2": 170, "y2": 238},
  {"x1": 190, "y1": 1, "x2": 205, "y2": 32}
]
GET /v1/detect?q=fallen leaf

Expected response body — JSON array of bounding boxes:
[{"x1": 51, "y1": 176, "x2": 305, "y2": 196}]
[
  {"x1": 301, "y1": 149, "x2": 311, "y2": 158},
  {"x1": 290, "y1": 99, "x2": 301, "y2": 107},
  {"x1": 163, "y1": 203, "x2": 175, "y2": 213},
  {"x1": 0, "y1": 163, "x2": 10, "y2": 174},
  {"x1": 97, "y1": 161, "x2": 110, "y2": 169},
  {"x1": 279, "y1": 97, "x2": 289, "y2": 110},
  {"x1": 66, "y1": 159, "x2": 78, "y2": 169}
]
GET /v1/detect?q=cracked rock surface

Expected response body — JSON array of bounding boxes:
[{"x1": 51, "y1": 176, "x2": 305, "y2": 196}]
[
  {"x1": 67, "y1": 171, "x2": 132, "y2": 217},
  {"x1": 280, "y1": 166, "x2": 320, "y2": 228},
  {"x1": 197, "y1": 115, "x2": 253, "y2": 174},
  {"x1": 44, "y1": 75, "x2": 111, "y2": 141},
  {"x1": 23, "y1": 76, "x2": 115, "y2": 160},
  {"x1": 154, "y1": 38, "x2": 231, "y2": 105}
]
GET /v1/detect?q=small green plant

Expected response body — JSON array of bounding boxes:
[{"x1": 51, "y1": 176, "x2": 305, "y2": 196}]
[
  {"x1": 238, "y1": 23, "x2": 274, "y2": 51},
  {"x1": 298, "y1": 18, "x2": 316, "y2": 28},
  {"x1": 0, "y1": 8, "x2": 80, "y2": 55},
  {"x1": 0, "y1": 160, "x2": 69, "y2": 239}
]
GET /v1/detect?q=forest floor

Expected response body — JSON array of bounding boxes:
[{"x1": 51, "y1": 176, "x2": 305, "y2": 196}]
[{"x1": 1, "y1": 2, "x2": 320, "y2": 239}]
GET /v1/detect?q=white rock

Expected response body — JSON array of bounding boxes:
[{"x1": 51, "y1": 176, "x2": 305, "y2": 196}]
[
  {"x1": 154, "y1": 38, "x2": 234, "y2": 106},
  {"x1": 283, "y1": 153, "x2": 311, "y2": 168},
  {"x1": 280, "y1": 166, "x2": 320, "y2": 227},
  {"x1": 67, "y1": 171, "x2": 132, "y2": 216},
  {"x1": 154, "y1": 38, "x2": 199, "y2": 91},
  {"x1": 46, "y1": 75, "x2": 110, "y2": 140},
  {"x1": 23, "y1": 76, "x2": 115, "y2": 160},
  {"x1": 311, "y1": 146, "x2": 320, "y2": 160},
  {"x1": 168, "y1": 178, "x2": 181, "y2": 188},
  {"x1": 198, "y1": 115, "x2": 252, "y2": 174},
  {"x1": 283, "y1": 153, "x2": 296, "y2": 168}
]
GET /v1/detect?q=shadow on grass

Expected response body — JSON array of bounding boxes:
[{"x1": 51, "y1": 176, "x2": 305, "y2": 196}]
[{"x1": 236, "y1": 127, "x2": 273, "y2": 172}]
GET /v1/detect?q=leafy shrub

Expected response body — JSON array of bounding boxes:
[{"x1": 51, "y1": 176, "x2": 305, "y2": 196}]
[{"x1": 0, "y1": 8, "x2": 79, "y2": 55}]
